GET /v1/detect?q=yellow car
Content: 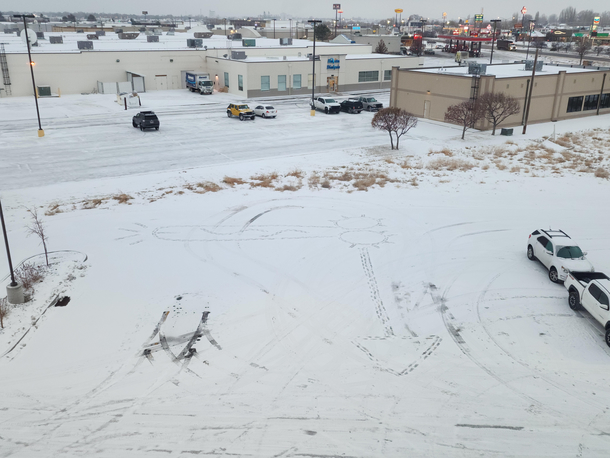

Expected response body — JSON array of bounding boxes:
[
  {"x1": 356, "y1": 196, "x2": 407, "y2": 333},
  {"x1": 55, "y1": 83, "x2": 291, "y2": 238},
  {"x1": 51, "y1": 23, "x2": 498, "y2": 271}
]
[{"x1": 227, "y1": 103, "x2": 255, "y2": 121}]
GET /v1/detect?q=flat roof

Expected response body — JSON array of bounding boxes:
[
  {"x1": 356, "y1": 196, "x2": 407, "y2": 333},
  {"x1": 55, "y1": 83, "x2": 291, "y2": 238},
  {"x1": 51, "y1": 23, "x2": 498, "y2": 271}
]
[
  {"x1": 0, "y1": 30, "x2": 365, "y2": 54},
  {"x1": 411, "y1": 62, "x2": 604, "y2": 78}
]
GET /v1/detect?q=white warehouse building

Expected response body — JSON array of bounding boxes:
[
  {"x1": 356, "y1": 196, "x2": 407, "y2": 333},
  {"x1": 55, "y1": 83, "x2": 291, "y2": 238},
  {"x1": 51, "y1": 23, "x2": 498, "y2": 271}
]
[{"x1": 0, "y1": 29, "x2": 423, "y2": 98}]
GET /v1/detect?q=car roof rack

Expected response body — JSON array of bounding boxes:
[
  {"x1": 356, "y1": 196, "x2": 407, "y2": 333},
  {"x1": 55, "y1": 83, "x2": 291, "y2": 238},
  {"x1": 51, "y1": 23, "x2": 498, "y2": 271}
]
[{"x1": 540, "y1": 229, "x2": 570, "y2": 239}]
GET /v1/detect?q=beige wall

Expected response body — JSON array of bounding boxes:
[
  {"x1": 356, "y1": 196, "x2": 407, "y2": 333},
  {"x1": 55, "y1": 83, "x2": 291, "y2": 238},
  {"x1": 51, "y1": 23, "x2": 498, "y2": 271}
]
[{"x1": 391, "y1": 65, "x2": 610, "y2": 130}]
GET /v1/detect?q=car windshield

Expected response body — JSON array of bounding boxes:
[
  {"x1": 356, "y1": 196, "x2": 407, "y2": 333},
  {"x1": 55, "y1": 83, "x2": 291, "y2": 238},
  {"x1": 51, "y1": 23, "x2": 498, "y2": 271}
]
[
  {"x1": 265, "y1": 106, "x2": 274, "y2": 109},
  {"x1": 556, "y1": 246, "x2": 584, "y2": 259},
  {"x1": 201, "y1": 81, "x2": 213, "y2": 86},
  {"x1": 368, "y1": 98, "x2": 377, "y2": 102},
  {"x1": 326, "y1": 99, "x2": 336, "y2": 103},
  {"x1": 238, "y1": 105, "x2": 248, "y2": 109}
]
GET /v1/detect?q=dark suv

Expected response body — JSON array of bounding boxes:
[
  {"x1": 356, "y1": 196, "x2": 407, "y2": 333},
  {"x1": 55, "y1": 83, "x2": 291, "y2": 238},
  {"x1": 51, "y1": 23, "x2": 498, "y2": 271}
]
[
  {"x1": 340, "y1": 99, "x2": 363, "y2": 114},
  {"x1": 132, "y1": 111, "x2": 160, "y2": 131}
]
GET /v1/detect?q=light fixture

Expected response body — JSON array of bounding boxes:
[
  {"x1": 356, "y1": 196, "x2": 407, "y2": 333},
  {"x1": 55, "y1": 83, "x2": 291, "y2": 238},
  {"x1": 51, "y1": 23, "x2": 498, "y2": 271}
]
[{"x1": 116, "y1": 59, "x2": 120, "y2": 62}]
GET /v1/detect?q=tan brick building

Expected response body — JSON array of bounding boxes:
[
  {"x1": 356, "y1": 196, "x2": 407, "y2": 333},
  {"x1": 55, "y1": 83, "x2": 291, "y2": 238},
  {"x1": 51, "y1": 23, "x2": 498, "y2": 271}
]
[{"x1": 390, "y1": 63, "x2": 610, "y2": 131}]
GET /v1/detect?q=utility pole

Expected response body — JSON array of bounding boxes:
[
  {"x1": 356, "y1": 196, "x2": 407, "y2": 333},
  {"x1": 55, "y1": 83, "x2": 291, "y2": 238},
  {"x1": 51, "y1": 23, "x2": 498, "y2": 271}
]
[
  {"x1": 308, "y1": 19, "x2": 322, "y2": 116},
  {"x1": 489, "y1": 19, "x2": 501, "y2": 64},
  {"x1": 522, "y1": 47, "x2": 539, "y2": 135}
]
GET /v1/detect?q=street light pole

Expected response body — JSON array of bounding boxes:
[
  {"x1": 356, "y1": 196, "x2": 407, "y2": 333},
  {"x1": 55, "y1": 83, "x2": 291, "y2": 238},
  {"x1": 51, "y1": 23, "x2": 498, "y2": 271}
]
[
  {"x1": 526, "y1": 20, "x2": 535, "y2": 60},
  {"x1": 489, "y1": 19, "x2": 501, "y2": 64},
  {"x1": 0, "y1": 199, "x2": 23, "y2": 304},
  {"x1": 14, "y1": 14, "x2": 44, "y2": 137},
  {"x1": 308, "y1": 19, "x2": 322, "y2": 116},
  {"x1": 273, "y1": 18, "x2": 276, "y2": 39}
]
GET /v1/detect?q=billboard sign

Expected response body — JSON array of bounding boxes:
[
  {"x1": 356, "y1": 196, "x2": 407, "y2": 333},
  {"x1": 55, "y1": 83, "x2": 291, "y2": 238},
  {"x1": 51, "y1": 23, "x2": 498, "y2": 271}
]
[
  {"x1": 475, "y1": 14, "x2": 483, "y2": 23},
  {"x1": 333, "y1": 4, "x2": 341, "y2": 10}
]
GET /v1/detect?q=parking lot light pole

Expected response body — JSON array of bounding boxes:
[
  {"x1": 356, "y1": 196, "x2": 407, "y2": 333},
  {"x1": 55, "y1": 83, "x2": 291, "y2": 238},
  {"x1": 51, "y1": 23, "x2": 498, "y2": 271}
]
[
  {"x1": 14, "y1": 14, "x2": 44, "y2": 137},
  {"x1": 489, "y1": 19, "x2": 501, "y2": 64},
  {"x1": 308, "y1": 19, "x2": 321, "y2": 116},
  {"x1": 0, "y1": 199, "x2": 24, "y2": 304}
]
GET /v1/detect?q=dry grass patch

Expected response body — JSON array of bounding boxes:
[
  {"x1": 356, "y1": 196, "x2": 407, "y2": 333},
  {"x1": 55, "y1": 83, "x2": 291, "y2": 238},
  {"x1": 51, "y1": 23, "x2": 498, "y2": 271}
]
[
  {"x1": 427, "y1": 157, "x2": 475, "y2": 171},
  {"x1": 275, "y1": 184, "x2": 300, "y2": 192},
  {"x1": 428, "y1": 148, "x2": 453, "y2": 157},
  {"x1": 595, "y1": 167, "x2": 610, "y2": 179},
  {"x1": 45, "y1": 204, "x2": 62, "y2": 216},
  {"x1": 250, "y1": 172, "x2": 279, "y2": 188},
  {"x1": 82, "y1": 198, "x2": 104, "y2": 209},
  {"x1": 194, "y1": 181, "x2": 222, "y2": 193},
  {"x1": 222, "y1": 176, "x2": 246, "y2": 187},
  {"x1": 113, "y1": 193, "x2": 133, "y2": 204},
  {"x1": 286, "y1": 169, "x2": 304, "y2": 179}
]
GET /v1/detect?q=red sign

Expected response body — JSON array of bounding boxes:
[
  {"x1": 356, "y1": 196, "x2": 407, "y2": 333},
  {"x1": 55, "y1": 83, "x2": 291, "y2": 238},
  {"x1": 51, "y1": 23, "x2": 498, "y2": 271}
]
[{"x1": 521, "y1": 6, "x2": 527, "y2": 14}]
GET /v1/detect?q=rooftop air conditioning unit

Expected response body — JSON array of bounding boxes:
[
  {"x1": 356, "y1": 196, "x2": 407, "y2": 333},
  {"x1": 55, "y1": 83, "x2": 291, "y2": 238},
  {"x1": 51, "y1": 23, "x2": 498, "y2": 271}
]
[
  {"x1": 194, "y1": 32, "x2": 213, "y2": 38},
  {"x1": 279, "y1": 38, "x2": 292, "y2": 45},
  {"x1": 468, "y1": 62, "x2": 487, "y2": 75},
  {"x1": 147, "y1": 35, "x2": 159, "y2": 42},
  {"x1": 115, "y1": 28, "x2": 124, "y2": 34},
  {"x1": 37, "y1": 85, "x2": 52, "y2": 97},
  {"x1": 49, "y1": 36, "x2": 63, "y2": 44},
  {"x1": 96, "y1": 30, "x2": 106, "y2": 36},
  {"x1": 187, "y1": 38, "x2": 203, "y2": 48},
  {"x1": 35, "y1": 32, "x2": 45, "y2": 39},
  {"x1": 86, "y1": 34, "x2": 99, "y2": 40},
  {"x1": 77, "y1": 41, "x2": 94, "y2": 50},
  {"x1": 524, "y1": 60, "x2": 544, "y2": 71},
  {"x1": 231, "y1": 51, "x2": 247, "y2": 59},
  {"x1": 118, "y1": 33, "x2": 139, "y2": 40},
  {"x1": 307, "y1": 53, "x2": 320, "y2": 61},
  {"x1": 153, "y1": 29, "x2": 162, "y2": 36},
  {"x1": 228, "y1": 33, "x2": 242, "y2": 40},
  {"x1": 3, "y1": 29, "x2": 15, "y2": 34}
]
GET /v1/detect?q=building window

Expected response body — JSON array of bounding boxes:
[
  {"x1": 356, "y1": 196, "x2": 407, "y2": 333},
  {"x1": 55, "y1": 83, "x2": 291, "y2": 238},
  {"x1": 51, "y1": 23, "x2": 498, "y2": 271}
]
[
  {"x1": 224, "y1": 72, "x2": 229, "y2": 87},
  {"x1": 278, "y1": 75, "x2": 286, "y2": 91},
  {"x1": 583, "y1": 94, "x2": 598, "y2": 110},
  {"x1": 238, "y1": 75, "x2": 243, "y2": 91},
  {"x1": 358, "y1": 71, "x2": 379, "y2": 82},
  {"x1": 308, "y1": 74, "x2": 314, "y2": 90},
  {"x1": 566, "y1": 96, "x2": 583, "y2": 113},
  {"x1": 293, "y1": 74, "x2": 301, "y2": 89},
  {"x1": 261, "y1": 75, "x2": 270, "y2": 91},
  {"x1": 384, "y1": 70, "x2": 392, "y2": 81},
  {"x1": 600, "y1": 93, "x2": 610, "y2": 109}
]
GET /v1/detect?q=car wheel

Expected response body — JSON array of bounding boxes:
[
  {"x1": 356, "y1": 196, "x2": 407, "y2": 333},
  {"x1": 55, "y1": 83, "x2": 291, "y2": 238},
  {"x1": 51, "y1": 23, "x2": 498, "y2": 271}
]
[
  {"x1": 239, "y1": 113, "x2": 244, "y2": 121},
  {"x1": 325, "y1": 107, "x2": 329, "y2": 114},
  {"x1": 227, "y1": 111, "x2": 232, "y2": 117},
  {"x1": 262, "y1": 113, "x2": 266, "y2": 118},
  {"x1": 568, "y1": 291, "x2": 580, "y2": 310},
  {"x1": 606, "y1": 328, "x2": 610, "y2": 348},
  {"x1": 549, "y1": 267, "x2": 560, "y2": 283},
  {"x1": 132, "y1": 121, "x2": 137, "y2": 127},
  {"x1": 140, "y1": 126, "x2": 144, "y2": 131},
  {"x1": 155, "y1": 127, "x2": 159, "y2": 131},
  {"x1": 527, "y1": 245, "x2": 536, "y2": 261}
]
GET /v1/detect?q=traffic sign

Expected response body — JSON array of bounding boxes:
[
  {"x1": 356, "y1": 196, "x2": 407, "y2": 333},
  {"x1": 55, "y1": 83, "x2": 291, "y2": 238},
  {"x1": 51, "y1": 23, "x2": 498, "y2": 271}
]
[{"x1": 521, "y1": 6, "x2": 527, "y2": 15}]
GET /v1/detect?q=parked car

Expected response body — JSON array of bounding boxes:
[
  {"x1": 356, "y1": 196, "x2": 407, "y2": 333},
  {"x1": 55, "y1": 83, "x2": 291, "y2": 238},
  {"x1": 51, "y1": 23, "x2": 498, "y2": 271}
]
[
  {"x1": 356, "y1": 96, "x2": 383, "y2": 112},
  {"x1": 435, "y1": 44, "x2": 445, "y2": 49},
  {"x1": 253, "y1": 105, "x2": 277, "y2": 118},
  {"x1": 340, "y1": 98, "x2": 363, "y2": 114},
  {"x1": 424, "y1": 48, "x2": 436, "y2": 55},
  {"x1": 132, "y1": 111, "x2": 159, "y2": 131},
  {"x1": 527, "y1": 229, "x2": 594, "y2": 283},
  {"x1": 312, "y1": 97, "x2": 341, "y2": 114},
  {"x1": 227, "y1": 103, "x2": 255, "y2": 121},
  {"x1": 564, "y1": 271, "x2": 610, "y2": 346}
]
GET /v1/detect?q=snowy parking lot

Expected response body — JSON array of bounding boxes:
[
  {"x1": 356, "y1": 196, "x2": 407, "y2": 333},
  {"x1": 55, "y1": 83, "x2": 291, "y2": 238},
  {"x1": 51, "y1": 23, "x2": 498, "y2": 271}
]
[{"x1": 1, "y1": 88, "x2": 610, "y2": 457}]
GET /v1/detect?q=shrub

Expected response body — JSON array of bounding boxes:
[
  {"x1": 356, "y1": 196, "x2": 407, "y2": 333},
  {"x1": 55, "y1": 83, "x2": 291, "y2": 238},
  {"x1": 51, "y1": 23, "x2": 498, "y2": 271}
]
[
  {"x1": 14, "y1": 263, "x2": 45, "y2": 291},
  {"x1": 594, "y1": 168, "x2": 610, "y2": 179}
]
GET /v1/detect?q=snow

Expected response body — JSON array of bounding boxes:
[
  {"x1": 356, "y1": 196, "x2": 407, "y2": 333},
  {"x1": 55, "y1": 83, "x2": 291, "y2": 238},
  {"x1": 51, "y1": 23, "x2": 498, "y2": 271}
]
[
  {"x1": 415, "y1": 62, "x2": 602, "y2": 78},
  {"x1": 1, "y1": 86, "x2": 610, "y2": 457}
]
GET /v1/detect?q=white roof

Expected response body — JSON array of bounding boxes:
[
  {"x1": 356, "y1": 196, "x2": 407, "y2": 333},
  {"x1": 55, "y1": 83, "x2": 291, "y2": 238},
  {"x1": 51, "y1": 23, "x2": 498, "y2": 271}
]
[{"x1": 414, "y1": 63, "x2": 602, "y2": 78}]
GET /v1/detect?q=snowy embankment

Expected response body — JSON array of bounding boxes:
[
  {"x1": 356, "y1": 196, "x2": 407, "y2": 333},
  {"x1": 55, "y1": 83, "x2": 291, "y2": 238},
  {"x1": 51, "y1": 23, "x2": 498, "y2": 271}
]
[{"x1": 0, "y1": 89, "x2": 610, "y2": 457}]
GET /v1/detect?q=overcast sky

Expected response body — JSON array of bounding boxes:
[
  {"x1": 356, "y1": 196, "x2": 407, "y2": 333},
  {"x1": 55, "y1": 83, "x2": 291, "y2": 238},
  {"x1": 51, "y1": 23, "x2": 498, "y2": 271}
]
[{"x1": 4, "y1": 1, "x2": 609, "y2": 21}]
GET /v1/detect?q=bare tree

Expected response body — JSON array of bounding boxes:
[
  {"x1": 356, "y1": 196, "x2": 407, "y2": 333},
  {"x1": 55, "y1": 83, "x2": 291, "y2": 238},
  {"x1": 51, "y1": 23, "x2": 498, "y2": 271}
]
[
  {"x1": 444, "y1": 100, "x2": 484, "y2": 139},
  {"x1": 26, "y1": 208, "x2": 49, "y2": 266},
  {"x1": 374, "y1": 39, "x2": 389, "y2": 54},
  {"x1": 0, "y1": 297, "x2": 9, "y2": 329},
  {"x1": 559, "y1": 7, "x2": 577, "y2": 25},
  {"x1": 371, "y1": 107, "x2": 418, "y2": 150},
  {"x1": 478, "y1": 93, "x2": 521, "y2": 135},
  {"x1": 575, "y1": 37, "x2": 592, "y2": 65}
]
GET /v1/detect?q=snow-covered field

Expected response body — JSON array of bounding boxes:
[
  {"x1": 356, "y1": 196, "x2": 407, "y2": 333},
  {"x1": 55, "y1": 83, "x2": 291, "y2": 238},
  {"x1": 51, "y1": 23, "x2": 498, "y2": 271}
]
[{"x1": 1, "y1": 87, "x2": 610, "y2": 457}]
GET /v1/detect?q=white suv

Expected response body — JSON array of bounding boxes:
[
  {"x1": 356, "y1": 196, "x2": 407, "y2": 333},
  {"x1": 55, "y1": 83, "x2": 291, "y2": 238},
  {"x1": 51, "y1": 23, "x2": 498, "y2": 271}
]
[{"x1": 527, "y1": 229, "x2": 594, "y2": 282}]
